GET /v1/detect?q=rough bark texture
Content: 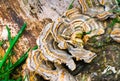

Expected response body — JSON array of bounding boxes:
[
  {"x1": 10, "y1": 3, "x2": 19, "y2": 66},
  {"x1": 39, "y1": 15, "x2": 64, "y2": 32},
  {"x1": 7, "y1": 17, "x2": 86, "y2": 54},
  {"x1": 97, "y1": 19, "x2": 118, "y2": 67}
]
[
  {"x1": 0, "y1": 0, "x2": 44, "y2": 62},
  {"x1": 0, "y1": 0, "x2": 120, "y2": 81}
]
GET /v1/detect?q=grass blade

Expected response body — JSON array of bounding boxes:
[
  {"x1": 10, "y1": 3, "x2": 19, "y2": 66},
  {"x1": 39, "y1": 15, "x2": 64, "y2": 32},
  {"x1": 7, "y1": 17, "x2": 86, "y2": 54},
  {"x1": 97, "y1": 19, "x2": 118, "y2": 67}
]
[
  {"x1": 0, "y1": 48, "x2": 30, "y2": 77},
  {"x1": 6, "y1": 26, "x2": 12, "y2": 44},
  {"x1": 32, "y1": 45, "x2": 38, "y2": 50},
  {"x1": 0, "y1": 23, "x2": 27, "y2": 69},
  {"x1": 0, "y1": 40, "x2": 4, "y2": 46},
  {"x1": 109, "y1": 18, "x2": 120, "y2": 28},
  {"x1": 117, "y1": 0, "x2": 120, "y2": 5},
  {"x1": 68, "y1": 0, "x2": 75, "y2": 10}
]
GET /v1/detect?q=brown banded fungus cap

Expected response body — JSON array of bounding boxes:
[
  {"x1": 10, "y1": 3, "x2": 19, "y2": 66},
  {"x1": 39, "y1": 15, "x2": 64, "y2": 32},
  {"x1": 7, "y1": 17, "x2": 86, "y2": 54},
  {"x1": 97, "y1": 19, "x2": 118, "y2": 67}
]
[
  {"x1": 26, "y1": 0, "x2": 119, "y2": 81},
  {"x1": 27, "y1": 49, "x2": 77, "y2": 81},
  {"x1": 110, "y1": 23, "x2": 120, "y2": 43},
  {"x1": 36, "y1": 8, "x2": 107, "y2": 71},
  {"x1": 78, "y1": 0, "x2": 117, "y2": 20}
]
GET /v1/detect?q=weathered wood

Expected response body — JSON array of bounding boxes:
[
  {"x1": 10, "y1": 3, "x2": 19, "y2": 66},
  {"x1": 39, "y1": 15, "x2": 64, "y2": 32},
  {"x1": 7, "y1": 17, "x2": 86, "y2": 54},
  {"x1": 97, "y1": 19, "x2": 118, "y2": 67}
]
[{"x1": 0, "y1": 0, "x2": 120, "y2": 81}]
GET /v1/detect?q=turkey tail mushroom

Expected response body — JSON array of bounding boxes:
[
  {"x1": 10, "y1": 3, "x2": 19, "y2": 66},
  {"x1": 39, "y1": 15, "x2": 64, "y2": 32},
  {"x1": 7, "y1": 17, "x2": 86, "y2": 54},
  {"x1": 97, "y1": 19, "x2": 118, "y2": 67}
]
[
  {"x1": 26, "y1": 1, "x2": 119, "y2": 81},
  {"x1": 27, "y1": 49, "x2": 77, "y2": 81},
  {"x1": 37, "y1": 23, "x2": 76, "y2": 71},
  {"x1": 78, "y1": 0, "x2": 117, "y2": 20},
  {"x1": 110, "y1": 23, "x2": 120, "y2": 43}
]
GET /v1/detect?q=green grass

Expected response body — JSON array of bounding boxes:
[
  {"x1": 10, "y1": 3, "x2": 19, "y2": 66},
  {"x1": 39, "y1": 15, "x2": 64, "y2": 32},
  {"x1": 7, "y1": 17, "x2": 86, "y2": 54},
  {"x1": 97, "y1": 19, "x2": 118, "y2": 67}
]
[
  {"x1": 109, "y1": 18, "x2": 120, "y2": 28},
  {"x1": 117, "y1": 0, "x2": 120, "y2": 5},
  {"x1": 108, "y1": 0, "x2": 120, "y2": 28},
  {"x1": 109, "y1": 0, "x2": 120, "y2": 13},
  {"x1": 0, "y1": 40, "x2": 4, "y2": 47},
  {"x1": 6, "y1": 26, "x2": 13, "y2": 45},
  {"x1": 0, "y1": 48, "x2": 30, "y2": 77},
  {"x1": 32, "y1": 45, "x2": 38, "y2": 50},
  {"x1": 0, "y1": 23, "x2": 29, "y2": 81},
  {"x1": 68, "y1": 0, "x2": 75, "y2": 10},
  {"x1": 0, "y1": 23, "x2": 27, "y2": 68}
]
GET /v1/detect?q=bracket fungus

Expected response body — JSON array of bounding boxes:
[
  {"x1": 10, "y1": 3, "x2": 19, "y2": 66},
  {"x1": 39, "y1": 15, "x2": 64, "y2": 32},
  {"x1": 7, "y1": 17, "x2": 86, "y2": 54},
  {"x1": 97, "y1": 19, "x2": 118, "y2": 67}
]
[
  {"x1": 110, "y1": 23, "x2": 120, "y2": 43},
  {"x1": 78, "y1": 0, "x2": 117, "y2": 20},
  {"x1": 26, "y1": 0, "x2": 119, "y2": 81},
  {"x1": 27, "y1": 50, "x2": 76, "y2": 81}
]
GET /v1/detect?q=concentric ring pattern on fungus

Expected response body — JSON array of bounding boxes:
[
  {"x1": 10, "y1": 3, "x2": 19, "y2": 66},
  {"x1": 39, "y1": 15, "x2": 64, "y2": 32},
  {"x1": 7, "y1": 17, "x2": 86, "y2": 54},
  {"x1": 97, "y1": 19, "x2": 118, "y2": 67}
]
[{"x1": 26, "y1": 0, "x2": 119, "y2": 81}]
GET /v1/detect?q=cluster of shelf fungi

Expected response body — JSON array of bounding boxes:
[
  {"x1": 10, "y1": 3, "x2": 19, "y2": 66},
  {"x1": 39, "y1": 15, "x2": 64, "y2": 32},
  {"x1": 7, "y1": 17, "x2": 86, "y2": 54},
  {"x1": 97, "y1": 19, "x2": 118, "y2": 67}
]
[{"x1": 25, "y1": 0, "x2": 120, "y2": 81}]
